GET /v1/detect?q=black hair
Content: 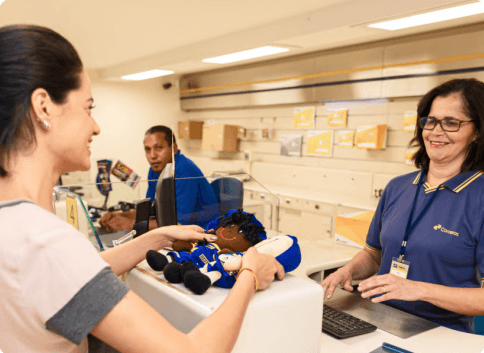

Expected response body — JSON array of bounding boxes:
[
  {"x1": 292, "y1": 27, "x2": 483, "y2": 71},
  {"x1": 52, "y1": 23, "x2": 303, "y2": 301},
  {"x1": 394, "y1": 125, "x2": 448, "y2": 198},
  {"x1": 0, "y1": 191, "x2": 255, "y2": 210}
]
[
  {"x1": 145, "y1": 125, "x2": 176, "y2": 146},
  {"x1": 215, "y1": 209, "x2": 266, "y2": 246},
  {"x1": 409, "y1": 78, "x2": 484, "y2": 173},
  {"x1": 0, "y1": 24, "x2": 83, "y2": 177}
]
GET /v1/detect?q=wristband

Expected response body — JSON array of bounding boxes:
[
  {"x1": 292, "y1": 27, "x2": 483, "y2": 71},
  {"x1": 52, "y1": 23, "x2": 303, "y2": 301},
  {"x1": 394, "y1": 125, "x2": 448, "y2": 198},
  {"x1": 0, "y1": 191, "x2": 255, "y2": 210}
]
[{"x1": 237, "y1": 267, "x2": 258, "y2": 292}]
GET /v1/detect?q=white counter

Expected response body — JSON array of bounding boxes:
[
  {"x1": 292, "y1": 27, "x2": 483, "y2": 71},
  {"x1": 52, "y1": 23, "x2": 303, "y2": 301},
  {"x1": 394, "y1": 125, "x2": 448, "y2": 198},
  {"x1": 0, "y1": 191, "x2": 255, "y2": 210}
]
[{"x1": 128, "y1": 239, "x2": 484, "y2": 353}]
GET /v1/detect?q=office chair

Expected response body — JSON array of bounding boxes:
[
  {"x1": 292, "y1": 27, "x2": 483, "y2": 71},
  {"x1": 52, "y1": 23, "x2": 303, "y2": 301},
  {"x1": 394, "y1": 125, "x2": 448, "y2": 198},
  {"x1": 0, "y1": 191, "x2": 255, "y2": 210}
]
[{"x1": 210, "y1": 177, "x2": 243, "y2": 214}]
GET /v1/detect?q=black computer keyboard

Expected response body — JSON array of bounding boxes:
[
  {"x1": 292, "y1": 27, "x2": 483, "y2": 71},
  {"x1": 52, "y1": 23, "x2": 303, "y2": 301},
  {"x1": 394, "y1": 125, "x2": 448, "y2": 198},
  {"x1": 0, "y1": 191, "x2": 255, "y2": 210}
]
[{"x1": 322, "y1": 304, "x2": 377, "y2": 339}]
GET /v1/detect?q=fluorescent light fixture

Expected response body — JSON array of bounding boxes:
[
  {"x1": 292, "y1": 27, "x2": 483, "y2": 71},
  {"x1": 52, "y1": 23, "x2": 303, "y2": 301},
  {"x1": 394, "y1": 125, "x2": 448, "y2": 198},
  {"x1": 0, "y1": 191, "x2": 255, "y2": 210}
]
[
  {"x1": 368, "y1": 1, "x2": 484, "y2": 31},
  {"x1": 122, "y1": 69, "x2": 173, "y2": 81},
  {"x1": 203, "y1": 46, "x2": 289, "y2": 64}
]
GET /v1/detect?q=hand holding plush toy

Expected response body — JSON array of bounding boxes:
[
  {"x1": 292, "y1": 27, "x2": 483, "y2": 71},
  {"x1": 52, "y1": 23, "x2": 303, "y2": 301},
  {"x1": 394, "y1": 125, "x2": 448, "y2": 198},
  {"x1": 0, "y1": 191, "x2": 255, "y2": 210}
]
[{"x1": 146, "y1": 209, "x2": 301, "y2": 294}]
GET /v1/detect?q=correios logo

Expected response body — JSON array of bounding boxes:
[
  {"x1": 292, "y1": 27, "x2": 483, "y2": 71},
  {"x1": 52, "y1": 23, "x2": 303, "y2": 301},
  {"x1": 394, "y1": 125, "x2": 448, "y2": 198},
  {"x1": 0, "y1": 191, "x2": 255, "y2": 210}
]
[{"x1": 434, "y1": 224, "x2": 459, "y2": 236}]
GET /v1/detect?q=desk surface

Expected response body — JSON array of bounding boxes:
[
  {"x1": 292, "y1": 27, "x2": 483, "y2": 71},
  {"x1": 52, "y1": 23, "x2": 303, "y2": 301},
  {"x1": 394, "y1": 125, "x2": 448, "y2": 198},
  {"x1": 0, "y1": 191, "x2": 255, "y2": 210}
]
[
  {"x1": 298, "y1": 240, "x2": 484, "y2": 353},
  {"x1": 128, "y1": 239, "x2": 484, "y2": 353}
]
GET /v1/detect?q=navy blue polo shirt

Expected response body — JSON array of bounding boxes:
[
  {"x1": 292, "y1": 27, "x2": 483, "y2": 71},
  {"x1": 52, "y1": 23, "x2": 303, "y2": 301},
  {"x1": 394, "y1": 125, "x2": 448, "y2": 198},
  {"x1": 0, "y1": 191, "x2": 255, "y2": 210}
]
[
  {"x1": 146, "y1": 150, "x2": 220, "y2": 228},
  {"x1": 366, "y1": 169, "x2": 484, "y2": 333}
]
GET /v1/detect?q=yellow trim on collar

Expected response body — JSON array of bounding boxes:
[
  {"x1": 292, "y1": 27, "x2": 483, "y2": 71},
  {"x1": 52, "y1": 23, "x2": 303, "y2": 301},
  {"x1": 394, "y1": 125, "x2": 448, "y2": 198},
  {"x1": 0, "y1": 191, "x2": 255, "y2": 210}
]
[
  {"x1": 412, "y1": 172, "x2": 421, "y2": 185},
  {"x1": 453, "y1": 171, "x2": 483, "y2": 193},
  {"x1": 423, "y1": 184, "x2": 446, "y2": 194}
]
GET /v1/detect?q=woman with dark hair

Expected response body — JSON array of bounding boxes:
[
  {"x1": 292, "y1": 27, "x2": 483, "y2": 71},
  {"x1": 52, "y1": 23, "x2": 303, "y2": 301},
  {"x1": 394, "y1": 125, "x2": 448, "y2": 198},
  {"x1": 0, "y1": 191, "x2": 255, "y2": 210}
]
[
  {"x1": 0, "y1": 25, "x2": 283, "y2": 353},
  {"x1": 322, "y1": 78, "x2": 484, "y2": 334}
]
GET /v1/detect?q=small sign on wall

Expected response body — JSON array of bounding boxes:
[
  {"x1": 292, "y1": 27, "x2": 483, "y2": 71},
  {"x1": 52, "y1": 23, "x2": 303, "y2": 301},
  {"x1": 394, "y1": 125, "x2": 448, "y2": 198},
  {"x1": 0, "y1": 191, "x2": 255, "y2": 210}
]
[
  {"x1": 403, "y1": 111, "x2": 417, "y2": 132},
  {"x1": 280, "y1": 134, "x2": 302, "y2": 157},
  {"x1": 306, "y1": 130, "x2": 334, "y2": 157},
  {"x1": 356, "y1": 125, "x2": 387, "y2": 150},
  {"x1": 338, "y1": 130, "x2": 355, "y2": 148},
  {"x1": 65, "y1": 195, "x2": 79, "y2": 230},
  {"x1": 293, "y1": 106, "x2": 315, "y2": 129},
  {"x1": 328, "y1": 109, "x2": 348, "y2": 127},
  {"x1": 405, "y1": 148, "x2": 418, "y2": 166}
]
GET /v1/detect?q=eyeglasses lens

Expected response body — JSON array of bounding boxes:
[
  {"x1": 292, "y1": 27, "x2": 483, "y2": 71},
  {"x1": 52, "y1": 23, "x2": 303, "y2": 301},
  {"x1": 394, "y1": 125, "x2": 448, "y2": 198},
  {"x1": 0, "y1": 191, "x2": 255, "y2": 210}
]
[{"x1": 420, "y1": 118, "x2": 460, "y2": 132}]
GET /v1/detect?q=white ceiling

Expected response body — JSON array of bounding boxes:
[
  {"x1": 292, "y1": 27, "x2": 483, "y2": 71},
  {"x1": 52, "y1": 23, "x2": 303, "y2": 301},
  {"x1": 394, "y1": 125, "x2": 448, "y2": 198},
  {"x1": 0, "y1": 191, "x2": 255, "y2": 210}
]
[{"x1": 1, "y1": 0, "x2": 484, "y2": 80}]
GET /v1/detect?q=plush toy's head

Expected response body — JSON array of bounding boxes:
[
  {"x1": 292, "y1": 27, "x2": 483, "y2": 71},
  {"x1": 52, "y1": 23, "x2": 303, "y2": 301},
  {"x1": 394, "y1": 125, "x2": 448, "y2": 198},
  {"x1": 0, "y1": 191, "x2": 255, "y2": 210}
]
[{"x1": 207, "y1": 209, "x2": 266, "y2": 253}]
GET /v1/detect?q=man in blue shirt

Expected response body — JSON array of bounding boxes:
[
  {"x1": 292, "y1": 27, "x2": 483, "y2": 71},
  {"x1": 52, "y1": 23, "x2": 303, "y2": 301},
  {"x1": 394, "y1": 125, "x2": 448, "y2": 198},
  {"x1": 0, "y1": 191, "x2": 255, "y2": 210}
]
[
  {"x1": 100, "y1": 126, "x2": 219, "y2": 231},
  {"x1": 144, "y1": 126, "x2": 219, "y2": 228}
]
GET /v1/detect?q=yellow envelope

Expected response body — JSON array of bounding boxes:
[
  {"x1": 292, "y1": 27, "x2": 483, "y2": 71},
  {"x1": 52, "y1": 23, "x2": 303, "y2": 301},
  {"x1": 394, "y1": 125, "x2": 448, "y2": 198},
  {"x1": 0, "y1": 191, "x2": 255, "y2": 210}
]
[
  {"x1": 328, "y1": 109, "x2": 348, "y2": 127},
  {"x1": 306, "y1": 130, "x2": 334, "y2": 156},
  {"x1": 403, "y1": 111, "x2": 417, "y2": 132},
  {"x1": 338, "y1": 130, "x2": 355, "y2": 148},
  {"x1": 404, "y1": 148, "x2": 417, "y2": 166},
  {"x1": 294, "y1": 106, "x2": 315, "y2": 129}
]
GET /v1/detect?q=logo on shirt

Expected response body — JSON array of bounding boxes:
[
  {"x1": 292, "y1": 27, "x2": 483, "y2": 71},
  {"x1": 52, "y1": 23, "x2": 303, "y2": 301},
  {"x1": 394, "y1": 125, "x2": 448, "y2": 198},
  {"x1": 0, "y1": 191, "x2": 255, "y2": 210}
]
[{"x1": 433, "y1": 224, "x2": 459, "y2": 237}]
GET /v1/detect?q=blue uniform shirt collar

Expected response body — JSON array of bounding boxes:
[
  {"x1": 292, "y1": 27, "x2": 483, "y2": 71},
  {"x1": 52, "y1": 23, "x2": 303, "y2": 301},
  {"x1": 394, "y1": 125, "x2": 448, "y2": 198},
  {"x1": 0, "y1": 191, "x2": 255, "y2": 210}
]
[{"x1": 412, "y1": 169, "x2": 483, "y2": 193}]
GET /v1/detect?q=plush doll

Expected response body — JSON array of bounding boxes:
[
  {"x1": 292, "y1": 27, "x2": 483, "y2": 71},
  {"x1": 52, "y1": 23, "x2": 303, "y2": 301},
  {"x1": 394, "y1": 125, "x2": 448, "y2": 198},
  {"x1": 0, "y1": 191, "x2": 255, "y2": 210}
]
[{"x1": 146, "y1": 209, "x2": 301, "y2": 294}]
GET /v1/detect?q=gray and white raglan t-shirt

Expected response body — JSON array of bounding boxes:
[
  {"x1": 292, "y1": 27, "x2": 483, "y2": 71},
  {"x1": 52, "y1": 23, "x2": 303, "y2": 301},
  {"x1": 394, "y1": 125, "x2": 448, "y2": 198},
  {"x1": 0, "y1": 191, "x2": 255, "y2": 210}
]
[{"x1": 0, "y1": 200, "x2": 129, "y2": 353}]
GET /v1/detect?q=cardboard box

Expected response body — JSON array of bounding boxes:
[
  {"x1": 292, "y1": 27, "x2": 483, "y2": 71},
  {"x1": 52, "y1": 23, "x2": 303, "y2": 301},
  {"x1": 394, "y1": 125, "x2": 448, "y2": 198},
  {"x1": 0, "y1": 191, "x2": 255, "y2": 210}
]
[
  {"x1": 202, "y1": 124, "x2": 239, "y2": 151},
  {"x1": 178, "y1": 121, "x2": 203, "y2": 140},
  {"x1": 356, "y1": 124, "x2": 387, "y2": 150},
  {"x1": 334, "y1": 210, "x2": 375, "y2": 248}
]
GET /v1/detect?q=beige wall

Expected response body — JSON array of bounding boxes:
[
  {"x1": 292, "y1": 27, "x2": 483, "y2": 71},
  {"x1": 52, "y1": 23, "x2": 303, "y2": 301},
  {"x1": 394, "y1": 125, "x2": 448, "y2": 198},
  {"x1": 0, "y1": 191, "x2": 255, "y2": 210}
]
[
  {"x1": 65, "y1": 23, "x2": 484, "y2": 240},
  {"x1": 175, "y1": 23, "x2": 484, "y2": 241},
  {"x1": 63, "y1": 75, "x2": 182, "y2": 207}
]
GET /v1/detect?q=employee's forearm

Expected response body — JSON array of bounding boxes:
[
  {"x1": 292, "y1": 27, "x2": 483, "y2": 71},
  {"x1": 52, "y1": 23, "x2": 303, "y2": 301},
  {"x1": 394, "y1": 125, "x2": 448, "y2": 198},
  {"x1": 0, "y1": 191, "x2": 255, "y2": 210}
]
[
  {"x1": 187, "y1": 271, "x2": 255, "y2": 353},
  {"x1": 344, "y1": 249, "x2": 380, "y2": 280},
  {"x1": 100, "y1": 231, "x2": 164, "y2": 276},
  {"x1": 419, "y1": 282, "x2": 484, "y2": 316}
]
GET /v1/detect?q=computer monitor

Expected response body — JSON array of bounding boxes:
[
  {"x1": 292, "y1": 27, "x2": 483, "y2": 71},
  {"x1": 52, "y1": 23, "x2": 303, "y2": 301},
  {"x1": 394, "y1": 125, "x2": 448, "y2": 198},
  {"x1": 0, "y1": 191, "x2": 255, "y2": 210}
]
[{"x1": 154, "y1": 162, "x2": 178, "y2": 227}]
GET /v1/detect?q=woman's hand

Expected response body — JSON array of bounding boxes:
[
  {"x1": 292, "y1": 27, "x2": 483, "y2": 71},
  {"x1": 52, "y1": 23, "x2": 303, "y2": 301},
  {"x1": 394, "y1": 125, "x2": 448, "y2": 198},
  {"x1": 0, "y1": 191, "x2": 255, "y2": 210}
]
[
  {"x1": 150, "y1": 225, "x2": 217, "y2": 249},
  {"x1": 242, "y1": 247, "x2": 285, "y2": 291},
  {"x1": 358, "y1": 274, "x2": 426, "y2": 303},
  {"x1": 321, "y1": 268, "x2": 354, "y2": 299}
]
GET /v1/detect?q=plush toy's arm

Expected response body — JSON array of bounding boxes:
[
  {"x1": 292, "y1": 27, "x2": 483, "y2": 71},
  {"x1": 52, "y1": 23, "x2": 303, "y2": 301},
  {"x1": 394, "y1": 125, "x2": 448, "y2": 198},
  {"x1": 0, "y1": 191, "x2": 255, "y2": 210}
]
[
  {"x1": 171, "y1": 240, "x2": 196, "y2": 253},
  {"x1": 222, "y1": 235, "x2": 297, "y2": 272}
]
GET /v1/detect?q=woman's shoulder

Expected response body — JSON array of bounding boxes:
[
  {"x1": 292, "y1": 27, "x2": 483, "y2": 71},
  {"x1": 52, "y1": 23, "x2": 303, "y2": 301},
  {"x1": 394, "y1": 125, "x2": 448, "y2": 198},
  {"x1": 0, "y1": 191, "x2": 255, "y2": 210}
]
[{"x1": 0, "y1": 199, "x2": 86, "y2": 249}]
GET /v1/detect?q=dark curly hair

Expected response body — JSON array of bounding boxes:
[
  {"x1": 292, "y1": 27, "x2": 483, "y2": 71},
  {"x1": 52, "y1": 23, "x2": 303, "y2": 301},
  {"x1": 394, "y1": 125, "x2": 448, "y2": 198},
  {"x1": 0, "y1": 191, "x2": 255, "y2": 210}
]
[{"x1": 215, "y1": 209, "x2": 266, "y2": 246}]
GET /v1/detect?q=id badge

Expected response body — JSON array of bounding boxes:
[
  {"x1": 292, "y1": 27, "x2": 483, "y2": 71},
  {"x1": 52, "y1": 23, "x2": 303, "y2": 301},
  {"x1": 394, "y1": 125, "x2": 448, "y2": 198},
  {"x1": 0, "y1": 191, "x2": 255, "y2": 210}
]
[{"x1": 390, "y1": 257, "x2": 410, "y2": 279}]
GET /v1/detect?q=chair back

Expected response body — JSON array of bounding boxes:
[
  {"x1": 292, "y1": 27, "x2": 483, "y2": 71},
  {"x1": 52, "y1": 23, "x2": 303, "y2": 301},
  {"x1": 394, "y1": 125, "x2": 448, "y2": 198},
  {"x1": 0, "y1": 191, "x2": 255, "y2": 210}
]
[{"x1": 210, "y1": 177, "x2": 243, "y2": 214}]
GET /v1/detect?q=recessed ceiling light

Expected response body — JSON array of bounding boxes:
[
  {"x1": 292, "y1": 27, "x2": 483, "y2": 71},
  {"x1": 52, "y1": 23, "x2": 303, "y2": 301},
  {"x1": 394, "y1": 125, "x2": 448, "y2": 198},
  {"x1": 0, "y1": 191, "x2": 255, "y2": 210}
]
[
  {"x1": 203, "y1": 46, "x2": 289, "y2": 64},
  {"x1": 368, "y1": 1, "x2": 484, "y2": 31},
  {"x1": 122, "y1": 69, "x2": 174, "y2": 81}
]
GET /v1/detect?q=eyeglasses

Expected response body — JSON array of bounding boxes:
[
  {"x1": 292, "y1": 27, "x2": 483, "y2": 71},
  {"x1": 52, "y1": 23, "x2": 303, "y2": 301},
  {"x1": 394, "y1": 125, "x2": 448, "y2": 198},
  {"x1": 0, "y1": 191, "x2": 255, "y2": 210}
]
[{"x1": 419, "y1": 117, "x2": 474, "y2": 132}]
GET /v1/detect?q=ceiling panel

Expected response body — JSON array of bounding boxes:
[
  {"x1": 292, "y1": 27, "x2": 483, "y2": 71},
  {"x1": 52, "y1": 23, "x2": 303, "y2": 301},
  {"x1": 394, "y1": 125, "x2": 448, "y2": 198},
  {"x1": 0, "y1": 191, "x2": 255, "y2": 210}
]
[{"x1": 0, "y1": 0, "x2": 482, "y2": 79}]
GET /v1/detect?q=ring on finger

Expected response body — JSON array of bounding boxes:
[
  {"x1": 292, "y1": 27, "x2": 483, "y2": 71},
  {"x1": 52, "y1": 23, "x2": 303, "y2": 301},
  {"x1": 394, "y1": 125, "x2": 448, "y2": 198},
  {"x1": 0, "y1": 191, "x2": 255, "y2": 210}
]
[{"x1": 381, "y1": 286, "x2": 386, "y2": 293}]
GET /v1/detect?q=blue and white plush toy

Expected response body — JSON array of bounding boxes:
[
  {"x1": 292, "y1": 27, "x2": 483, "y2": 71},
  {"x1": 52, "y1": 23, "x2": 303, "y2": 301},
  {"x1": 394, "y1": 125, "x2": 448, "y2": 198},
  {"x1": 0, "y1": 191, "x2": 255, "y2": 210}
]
[{"x1": 146, "y1": 209, "x2": 301, "y2": 294}]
